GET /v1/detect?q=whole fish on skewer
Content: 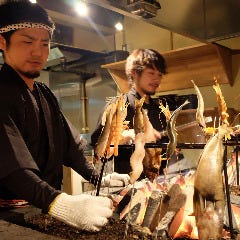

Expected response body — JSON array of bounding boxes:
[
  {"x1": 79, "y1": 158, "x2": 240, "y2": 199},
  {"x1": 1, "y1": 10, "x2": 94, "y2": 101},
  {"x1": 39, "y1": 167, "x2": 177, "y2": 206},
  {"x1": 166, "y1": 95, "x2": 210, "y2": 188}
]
[
  {"x1": 142, "y1": 147, "x2": 163, "y2": 181},
  {"x1": 129, "y1": 133, "x2": 145, "y2": 184},
  {"x1": 194, "y1": 123, "x2": 232, "y2": 239},
  {"x1": 134, "y1": 96, "x2": 161, "y2": 142},
  {"x1": 94, "y1": 102, "x2": 116, "y2": 160},
  {"x1": 191, "y1": 80, "x2": 206, "y2": 132},
  {"x1": 133, "y1": 96, "x2": 145, "y2": 134},
  {"x1": 193, "y1": 78, "x2": 232, "y2": 239},
  {"x1": 130, "y1": 96, "x2": 162, "y2": 182},
  {"x1": 165, "y1": 100, "x2": 189, "y2": 160}
]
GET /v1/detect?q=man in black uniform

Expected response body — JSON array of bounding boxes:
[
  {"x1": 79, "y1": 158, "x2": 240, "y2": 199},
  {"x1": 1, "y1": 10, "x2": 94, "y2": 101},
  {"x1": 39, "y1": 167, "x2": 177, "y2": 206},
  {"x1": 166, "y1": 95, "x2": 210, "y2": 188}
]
[
  {"x1": 0, "y1": 0, "x2": 129, "y2": 232},
  {"x1": 91, "y1": 48, "x2": 168, "y2": 175}
]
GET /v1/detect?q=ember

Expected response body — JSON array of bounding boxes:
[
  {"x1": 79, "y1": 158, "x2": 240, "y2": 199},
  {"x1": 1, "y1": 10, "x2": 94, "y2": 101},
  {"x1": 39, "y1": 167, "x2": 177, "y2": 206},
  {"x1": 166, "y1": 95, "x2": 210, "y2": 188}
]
[
  {"x1": 7, "y1": 162, "x2": 240, "y2": 240},
  {"x1": 113, "y1": 162, "x2": 240, "y2": 239}
]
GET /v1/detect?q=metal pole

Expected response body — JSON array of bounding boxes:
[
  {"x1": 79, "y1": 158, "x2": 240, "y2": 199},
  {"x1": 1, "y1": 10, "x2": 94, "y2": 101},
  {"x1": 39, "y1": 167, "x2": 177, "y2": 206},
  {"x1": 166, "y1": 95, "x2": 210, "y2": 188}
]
[
  {"x1": 236, "y1": 145, "x2": 239, "y2": 185},
  {"x1": 223, "y1": 145, "x2": 234, "y2": 238},
  {"x1": 96, "y1": 156, "x2": 107, "y2": 196},
  {"x1": 80, "y1": 79, "x2": 89, "y2": 133}
]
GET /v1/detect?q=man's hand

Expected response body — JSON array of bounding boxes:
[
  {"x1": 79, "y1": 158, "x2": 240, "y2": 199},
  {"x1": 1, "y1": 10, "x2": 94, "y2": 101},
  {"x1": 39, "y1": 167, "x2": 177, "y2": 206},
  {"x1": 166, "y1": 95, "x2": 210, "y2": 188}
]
[
  {"x1": 102, "y1": 172, "x2": 130, "y2": 187},
  {"x1": 49, "y1": 193, "x2": 113, "y2": 232}
]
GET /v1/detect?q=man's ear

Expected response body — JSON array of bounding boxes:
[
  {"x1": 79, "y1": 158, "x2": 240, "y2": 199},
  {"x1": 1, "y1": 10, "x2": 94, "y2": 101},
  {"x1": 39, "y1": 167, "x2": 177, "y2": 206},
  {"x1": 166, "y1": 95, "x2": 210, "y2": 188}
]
[{"x1": 0, "y1": 34, "x2": 6, "y2": 51}]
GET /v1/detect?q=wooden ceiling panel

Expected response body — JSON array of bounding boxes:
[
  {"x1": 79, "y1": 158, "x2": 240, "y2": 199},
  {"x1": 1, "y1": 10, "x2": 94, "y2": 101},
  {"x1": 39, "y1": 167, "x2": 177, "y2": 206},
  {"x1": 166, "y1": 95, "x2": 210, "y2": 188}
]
[{"x1": 102, "y1": 43, "x2": 233, "y2": 93}]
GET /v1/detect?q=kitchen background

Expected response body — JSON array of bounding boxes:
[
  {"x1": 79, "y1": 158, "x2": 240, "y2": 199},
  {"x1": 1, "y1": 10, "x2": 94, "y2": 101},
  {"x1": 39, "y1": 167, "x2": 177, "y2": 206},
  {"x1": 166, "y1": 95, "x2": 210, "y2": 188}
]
[{"x1": 1, "y1": 0, "x2": 240, "y2": 193}]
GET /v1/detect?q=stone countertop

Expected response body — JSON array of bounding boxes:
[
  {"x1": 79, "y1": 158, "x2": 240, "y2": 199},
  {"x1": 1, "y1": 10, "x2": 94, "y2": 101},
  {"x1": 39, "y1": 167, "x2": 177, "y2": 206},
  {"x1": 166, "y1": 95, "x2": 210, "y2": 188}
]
[{"x1": 0, "y1": 206, "x2": 66, "y2": 240}]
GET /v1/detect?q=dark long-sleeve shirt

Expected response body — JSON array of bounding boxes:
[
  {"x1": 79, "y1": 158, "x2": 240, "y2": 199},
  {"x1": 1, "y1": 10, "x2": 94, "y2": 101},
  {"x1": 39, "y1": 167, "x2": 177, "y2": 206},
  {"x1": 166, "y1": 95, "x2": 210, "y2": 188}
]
[{"x1": 0, "y1": 63, "x2": 99, "y2": 212}]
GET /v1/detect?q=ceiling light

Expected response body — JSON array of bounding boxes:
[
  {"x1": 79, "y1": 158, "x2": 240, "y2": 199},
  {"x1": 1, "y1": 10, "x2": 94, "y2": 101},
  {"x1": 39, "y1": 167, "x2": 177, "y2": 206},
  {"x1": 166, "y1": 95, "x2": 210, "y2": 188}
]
[
  {"x1": 115, "y1": 22, "x2": 123, "y2": 31},
  {"x1": 75, "y1": 1, "x2": 89, "y2": 17},
  {"x1": 29, "y1": 0, "x2": 37, "y2": 3}
]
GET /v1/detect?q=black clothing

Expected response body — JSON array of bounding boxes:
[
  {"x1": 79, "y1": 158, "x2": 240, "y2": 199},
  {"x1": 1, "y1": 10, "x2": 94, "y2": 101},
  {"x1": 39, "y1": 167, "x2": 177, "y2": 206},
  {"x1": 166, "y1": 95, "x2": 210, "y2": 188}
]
[
  {"x1": 0, "y1": 63, "x2": 99, "y2": 212},
  {"x1": 91, "y1": 88, "x2": 168, "y2": 174}
]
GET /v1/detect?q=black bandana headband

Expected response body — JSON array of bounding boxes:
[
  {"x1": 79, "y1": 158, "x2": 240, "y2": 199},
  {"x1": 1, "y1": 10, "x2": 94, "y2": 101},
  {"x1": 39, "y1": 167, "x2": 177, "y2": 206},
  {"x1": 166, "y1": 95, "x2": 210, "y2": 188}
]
[
  {"x1": 0, "y1": 0, "x2": 55, "y2": 37},
  {"x1": 0, "y1": 22, "x2": 54, "y2": 35}
]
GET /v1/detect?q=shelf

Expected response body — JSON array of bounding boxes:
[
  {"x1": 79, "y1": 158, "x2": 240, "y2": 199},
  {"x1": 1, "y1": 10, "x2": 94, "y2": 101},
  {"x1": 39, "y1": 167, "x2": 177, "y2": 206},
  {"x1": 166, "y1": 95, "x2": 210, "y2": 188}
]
[{"x1": 101, "y1": 43, "x2": 233, "y2": 93}]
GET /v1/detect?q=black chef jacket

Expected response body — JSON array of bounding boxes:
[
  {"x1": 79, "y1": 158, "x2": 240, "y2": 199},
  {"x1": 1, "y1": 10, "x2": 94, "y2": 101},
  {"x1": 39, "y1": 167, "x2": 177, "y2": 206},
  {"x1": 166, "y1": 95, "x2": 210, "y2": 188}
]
[
  {"x1": 91, "y1": 88, "x2": 168, "y2": 174},
  {"x1": 0, "y1": 63, "x2": 99, "y2": 212}
]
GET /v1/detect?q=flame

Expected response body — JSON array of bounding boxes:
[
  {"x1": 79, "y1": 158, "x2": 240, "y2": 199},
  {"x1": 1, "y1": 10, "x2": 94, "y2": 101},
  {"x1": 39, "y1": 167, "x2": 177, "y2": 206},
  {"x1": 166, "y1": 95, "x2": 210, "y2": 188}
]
[{"x1": 170, "y1": 172, "x2": 199, "y2": 239}]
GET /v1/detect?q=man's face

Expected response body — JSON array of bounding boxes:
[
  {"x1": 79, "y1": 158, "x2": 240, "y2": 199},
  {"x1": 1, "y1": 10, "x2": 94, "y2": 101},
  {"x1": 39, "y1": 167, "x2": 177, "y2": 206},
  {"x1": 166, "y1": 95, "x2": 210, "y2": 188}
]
[
  {"x1": 133, "y1": 67, "x2": 163, "y2": 96},
  {"x1": 1, "y1": 28, "x2": 50, "y2": 79}
]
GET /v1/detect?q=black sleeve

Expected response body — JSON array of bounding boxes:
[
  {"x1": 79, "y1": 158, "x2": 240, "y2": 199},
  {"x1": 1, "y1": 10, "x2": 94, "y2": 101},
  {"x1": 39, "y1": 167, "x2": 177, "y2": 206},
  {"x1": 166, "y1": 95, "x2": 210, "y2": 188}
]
[
  {"x1": 0, "y1": 169, "x2": 61, "y2": 213},
  {"x1": 90, "y1": 110, "x2": 105, "y2": 147},
  {"x1": 62, "y1": 118, "x2": 100, "y2": 186}
]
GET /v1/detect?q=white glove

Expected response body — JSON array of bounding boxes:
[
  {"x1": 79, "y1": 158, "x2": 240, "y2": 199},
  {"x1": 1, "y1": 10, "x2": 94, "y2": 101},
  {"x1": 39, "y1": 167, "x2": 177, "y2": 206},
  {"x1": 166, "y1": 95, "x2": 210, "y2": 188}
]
[
  {"x1": 102, "y1": 172, "x2": 130, "y2": 187},
  {"x1": 48, "y1": 193, "x2": 113, "y2": 232}
]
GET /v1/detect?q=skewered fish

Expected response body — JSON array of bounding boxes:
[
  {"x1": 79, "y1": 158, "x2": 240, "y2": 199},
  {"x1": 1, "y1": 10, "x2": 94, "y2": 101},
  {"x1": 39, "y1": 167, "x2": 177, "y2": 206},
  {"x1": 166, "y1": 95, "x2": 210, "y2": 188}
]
[
  {"x1": 129, "y1": 133, "x2": 146, "y2": 184},
  {"x1": 191, "y1": 80, "x2": 206, "y2": 132},
  {"x1": 134, "y1": 96, "x2": 145, "y2": 134},
  {"x1": 143, "y1": 147, "x2": 163, "y2": 181},
  {"x1": 193, "y1": 123, "x2": 232, "y2": 239},
  {"x1": 165, "y1": 100, "x2": 189, "y2": 160},
  {"x1": 130, "y1": 96, "x2": 162, "y2": 182},
  {"x1": 194, "y1": 79, "x2": 232, "y2": 239},
  {"x1": 94, "y1": 102, "x2": 116, "y2": 160}
]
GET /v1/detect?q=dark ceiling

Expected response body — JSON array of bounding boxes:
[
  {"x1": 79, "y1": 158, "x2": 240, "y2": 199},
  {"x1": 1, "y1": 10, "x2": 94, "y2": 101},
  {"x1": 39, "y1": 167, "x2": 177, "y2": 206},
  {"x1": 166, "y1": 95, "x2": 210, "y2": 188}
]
[
  {"x1": 37, "y1": 0, "x2": 240, "y2": 43},
  {"x1": 37, "y1": 0, "x2": 123, "y2": 29},
  {"x1": 89, "y1": 0, "x2": 240, "y2": 42},
  {"x1": 34, "y1": 0, "x2": 240, "y2": 73}
]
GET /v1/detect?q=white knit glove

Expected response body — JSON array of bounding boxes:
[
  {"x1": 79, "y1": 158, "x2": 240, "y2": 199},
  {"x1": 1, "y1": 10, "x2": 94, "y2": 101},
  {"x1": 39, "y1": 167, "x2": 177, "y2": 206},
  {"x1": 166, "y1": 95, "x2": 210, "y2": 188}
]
[
  {"x1": 48, "y1": 193, "x2": 113, "y2": 232},
  {"x1": 101, "y1": 172, "x2": 130, "y2": 187}
]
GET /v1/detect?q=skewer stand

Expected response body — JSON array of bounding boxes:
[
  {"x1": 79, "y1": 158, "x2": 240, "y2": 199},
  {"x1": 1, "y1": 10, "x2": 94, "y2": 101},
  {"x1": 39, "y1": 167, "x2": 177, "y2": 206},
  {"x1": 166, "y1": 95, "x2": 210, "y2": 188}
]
[
  {"x1": 96, "y1": 156, "x2": 108, "y2": 196},
  {"x1": 95, "y1": 141, "x2": 239, "y2": 238},
  {"x1": 223, "y1": 145, "x2": 234, "y2": 238}
]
